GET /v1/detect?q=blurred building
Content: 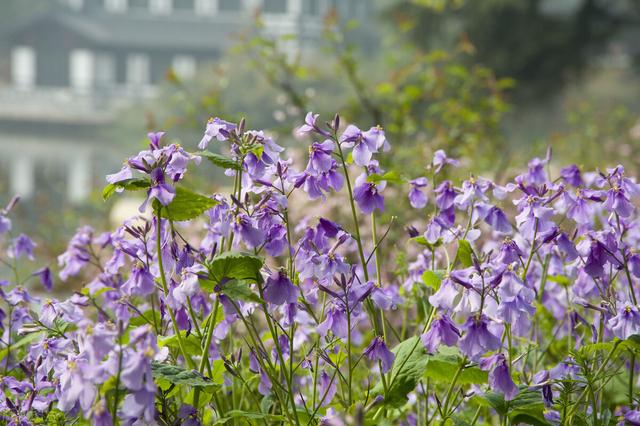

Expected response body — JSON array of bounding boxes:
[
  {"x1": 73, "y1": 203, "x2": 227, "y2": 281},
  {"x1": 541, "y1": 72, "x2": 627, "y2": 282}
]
[{"x1": 0, "y1": 0, "x2": 372, "y2": 204}]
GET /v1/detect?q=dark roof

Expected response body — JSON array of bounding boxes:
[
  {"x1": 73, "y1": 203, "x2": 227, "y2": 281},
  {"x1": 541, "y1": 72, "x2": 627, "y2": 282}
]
[{"x1": 4, "y1": 10, "x2": 248, "y2": 51}]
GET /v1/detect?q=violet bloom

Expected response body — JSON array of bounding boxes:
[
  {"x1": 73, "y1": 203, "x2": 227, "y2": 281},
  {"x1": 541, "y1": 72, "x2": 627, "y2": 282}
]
[
  {"x1": 480, "y1": 353, "x2": 518, "y2": 401},
  {"x1": 298, "y1": 111, "x2": 329, "y2": 137},
  {"x1": 9, "y1": 234, "x2": 36, "y2": 261},
  {"x1": 233, "y1": 214, "x2": 265, "y2": 249},
  {"x1": 307, "y1": 140, "x2": 335, "y2": 174},
  {"x1": 264, "y1": 271, "x2": 299, "y2": 305},
  {"x1": 353, "y1": 182, "x2": 384, "y2": 214},
  {"x1": 198, "y1": 117, "x2": 236, "y2": 149},
  {"x1": 475, "y1": 203, "x2": 512, "y2": 234},
  {"x1": 560, "y1": 164, "x2": 583, "y2": 187},
  {"x1": 459, "y1": 315, "x2": 501, "y2": 360},
  {"x1": 139, "y1": 167, "x2": 175, "y2": 212},
  {"x1": 432, "y1": 149, "x2": 459, "y2": 173},
  {"x1": 340, "y1": 124, "x2": 385, "y2": 166},
  {"x1": 408, "y1": 177, "x2": 428, "y2": 209},
  {"x1": 121, "y1": 389, "x2": 156, "y2": 422},
  {"x1": 316, "y1": 371, "x2": 338, "y2": 406},
  {"x1": 364, "y1": 336, "x2": 395, "y2": 373},
  {"x1": 32, "y1": 267, "x2": 52, "y2": 291},
  {"x1": 0, "y1": 214, "x2": 11, "y2": 234},
  {"x1": 421, "y1": 314, "x2": 460, "y2": 353},
  {"x1": 608, "y1": 304, "x2": 640, "y2": 339},
  {"x1": 57, "y1": 356, "x2": 97, "y2": 415},
  {"x1": 317, "y1": 305, "x2": 348, "y2": 339},
  {"x1": 121, "y1": 263, "x2": 156, "y2": 297}
]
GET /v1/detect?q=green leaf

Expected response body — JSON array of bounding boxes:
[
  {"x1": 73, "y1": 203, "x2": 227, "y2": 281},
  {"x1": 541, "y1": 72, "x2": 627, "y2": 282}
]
[
  {"x1": 423, "y1": 348, "x2": 487, "y2": 385},
  {"x1": 547, "y1": 275, "x2": 571, "y2": 286},
  {"x1": 367, "y1": 171, "x2": 405, "y2": 185},
  {"x1": 207, "y1": 251, "x2": 264, "y2": 284},
  {"x1": 0, "y1": 332, "x2": 43, "y2": 361},
  {"x1": 102, "y1": 177, "x2": 150, "y2": 201},
  {"x1": 410, "y1": 236, "x2": 442, "y2": 249},
  {"x1": 378, "y1": 336, "x2": 430, "y2": 407},
  {"x1": 151, "y1": 362, "x2": 220, "y2": 388},
  {"x1": 422, "y1": 270, "x2": 443, "y2": 290},
  {"x1": 158, "y1": 331, "x2": 202, "y2": 356},
  {"x1": 456, "y1": 239, "x2": 473, "y2": 268},
  {"x1": 156, "y1": 187, "x2": 218, "y2": 222},
  {"x1": 197, "y1": 151, "x2": 242, "y2": 171},
  {"x1": 221, "y1": 279, "x2": 263, "y2": 303},
  {"x1": 212, "y1": 410, "x2": 285, "y2": 425},
  {"x1": 475, "y1": 388, "x2": 549, "y2": 425}
]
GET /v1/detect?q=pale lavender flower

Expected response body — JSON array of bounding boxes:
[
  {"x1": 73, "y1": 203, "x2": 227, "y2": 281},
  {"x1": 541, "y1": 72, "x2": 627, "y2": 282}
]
[{"x1": 363, "y1": 336, "x2": 395, "y2": 373}]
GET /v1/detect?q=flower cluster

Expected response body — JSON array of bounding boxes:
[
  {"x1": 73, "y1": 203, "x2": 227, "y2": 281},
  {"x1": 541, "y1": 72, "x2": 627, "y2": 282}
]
[{"x1": 2, "y1": 113, "x2": 640, "y2": 425}]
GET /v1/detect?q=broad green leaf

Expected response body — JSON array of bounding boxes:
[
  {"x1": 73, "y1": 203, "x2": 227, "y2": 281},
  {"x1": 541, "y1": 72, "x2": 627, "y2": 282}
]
[
  {"x1": 456, "y1": 239, "x2": 473, "y2": 268},
  {"x1": 221, "y1": 279, "x2": 263, "y2": 304},
  {"x1": 207, "y1": 251, "x2": 264, "y2": 284},
  {"x1": 197, "y1": 151, "x2": 242, "y2": 171},
  {"x1": 102, "y1": 177, "x2": 150, "y2": 201},
  {"x1": 156, "y1": 187, "x2": 218, "y2": 222},
  {"x1": 367, "y1": 171, "x2": 405, "y2": 185},
  {"x1": 158, "y1": 331, "x2": 202, "y2": 356},
  {"x1": 151, "y1": 362, "x2": 219, "y2": 388},
  {"x1": 475, "y1": 388, "x2": 548, "y2": 425},
  {"x1": 377, "y1": 336, "x2": 429, "y2": 407},
  {"x1": 410, "y1": 236, "x2": 442, "y2": 249},
  {"x1": 0, "y1": 332, "x2": 43, "y2": 361},
  {"x1": 422, "y1": 270, "x2": 443, "y2": 290},
  {"x1": 423, "y1": 347, "x2": 487, "y2": 385}
]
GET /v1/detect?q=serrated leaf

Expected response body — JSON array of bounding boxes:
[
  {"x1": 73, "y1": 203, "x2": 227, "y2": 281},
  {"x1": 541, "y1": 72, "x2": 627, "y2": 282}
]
[
  {"x1": 221, "y1": 279, "x2": 263, "y2": 303},
  {"x1": 155, "y1": 187, "x2": 218, "y2": 222},
  {"x1": 456, "y1": 239, "x2": 473, "y2": 268},
  {"x1": 102, "y1": 177, "x2": 150, "y2": 200},
  {"x1": 197, "y1": 151, "x2": 242, "y2": 171},
  {"x1": 476, "y1": 388, "x2": 548, "y2": 425},
  {"x1": 207, "y1": 251, "x2": 264, "y2": 284},
  {"x1": 151, "y1": 362, "x2": 219, "y2": 388},
  {"x1": 158, "y1": 331, "x2": 202, "y2": 356},
  {"x1": 376, "y1": 336, "x2": 429, "y2": 407}
]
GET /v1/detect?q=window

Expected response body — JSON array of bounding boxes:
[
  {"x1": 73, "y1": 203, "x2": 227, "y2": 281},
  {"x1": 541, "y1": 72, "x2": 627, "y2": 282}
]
[
  {"x1": 218, "y1": 0, "x2": 241, "y2": 11},
  {"x1": 195, "y1": 0, "x2": 214, "y2": 14},
  {"x1": 150, "y1": 0, "x2": 171, "y2": 13},
  {"x1": 127, "y1": 53, "x2": 150, "y2": 87},
  {"x1": 173, "y1": 0, "x2": 195, "y2": 11},
  {"x1": 69, "y1": 49, "x2": 95, "y2": 93},
  {"x1": 11, "y1": 46, "x2": 36, "y2": 91},
  {"x1": 104, "y1": 0, "x2": 127, "y2": 12},
  {"x1": 95, "y1": 53, "x2": 116, "y2": 88},
  {"x1": 172, "y1": 55, "x2": 196, "y2": 80},
  {"x1": 303, "y1": 0, "x2": 320, "y2": 15},
  {"x1": 129, "y1": 0, "x2": 148, "y2": 9},
  {"x1": 263, "y1": 0, "x2": 287, "y2": 13}
]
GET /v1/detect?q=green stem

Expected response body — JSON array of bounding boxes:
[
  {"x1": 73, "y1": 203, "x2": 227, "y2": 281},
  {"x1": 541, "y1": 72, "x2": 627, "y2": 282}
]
[{"x1": 155, "y1": 210, "x2": 195, "y2": 370}]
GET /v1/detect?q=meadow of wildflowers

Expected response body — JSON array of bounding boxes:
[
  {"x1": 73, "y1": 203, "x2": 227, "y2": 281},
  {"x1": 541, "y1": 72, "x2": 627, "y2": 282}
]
[{"x1": 2, "y1": 112, "x2": 640, "y2": 425}]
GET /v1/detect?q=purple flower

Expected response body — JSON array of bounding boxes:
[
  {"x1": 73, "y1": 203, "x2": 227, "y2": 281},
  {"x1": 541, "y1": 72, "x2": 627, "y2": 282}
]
[
  {"x1": 106, "y1": 165, "x2": 133, "y2": 184},
  {"x1": 459, "y1": 315, "x2": 502, "y2": 360},
  {"x1": 264, "y1": 271, "x2": 299, "y2": 305},
  {"x1": 139, "y1": 168, "x2": 176, "y2": 212},
  {"x1": 32, "y1": 267, "x2": 52, "y2": 291},
  {"x1": 432, "y1": 149, "x2": 459, "y2": 173},
  {"x1": 199, "y1": 117, "x2": 236, "y2": 149},
  {"x1": 316, "y1": 371, "x2": 338, "y2": 406},
  {"x1": 408, "y1": 177, "x2": 428, "y2": 209},
  {"x1": 56, "y1": 356, "x2": 97, "y2": 414},
  {"x1": 121, "y1": 389, "x2": 156, "y2": 422},
  {"x1": 560, "y1": 164, "x2": 583, "y2": 187},
  {"x1": 121, "y1": 263, "x2": 156, "y2": 297},
  {"x1": 0, "y1": 214, "x2": 11, "y2": 234},
  {"x1": 178, "y1": 405, "x2": 202, "y2": 426},
  {"x1": 421, "y1": 314, "x2": 460, "y2": 353},
  {"x1": 233, "y1": 214, "x2": 265, "y2": 249},
  {"x1": 340, "y1": 124, "x2": 386, "y2": 166},
  {"x1": 9, "y1": 234, "x2": 36, "y2": 261},
  {"x1": 353, "y1": 182, "x2": 384, "y2": 214},
  {"x1": 317, "y1": 305, "x2": 348, "y2": 339},
  {"x1": 363, "y1": 336, "x2": 395, "y2": 373},
  {"x1": 307, "y1": 140, "x2": 335, "y2": 174},
  {"x1": 608, "y1": 304, "x2": 640, "y2": 339},
  {"x1": 298, "y1": 111, "x2": 329, "y2": 137},
  {"x1": 480, "y1": 353, "x2": 518, "y2": 400}
]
